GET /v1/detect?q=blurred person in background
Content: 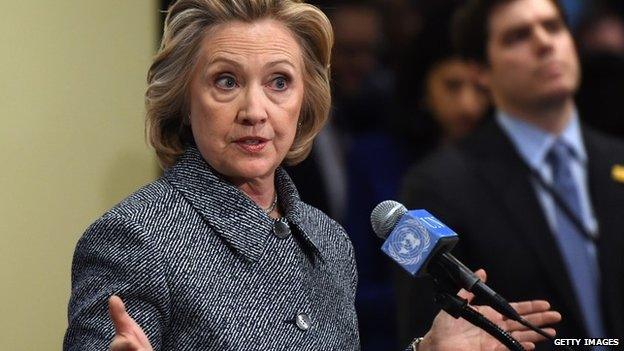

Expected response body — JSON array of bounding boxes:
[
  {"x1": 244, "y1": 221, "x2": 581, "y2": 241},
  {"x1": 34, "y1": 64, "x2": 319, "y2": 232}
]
[
  {"x1": 287, "y1": 0, "x2": 394, "y2": 226},
  {"x1": 316, "y1": 2, "x2": 403, "y2": 349},
  {"x1": 373, "y1": 0, "x2": 423, "y2": 73},
  {"x1": 397, "y1": 1, "x2": 491, "y2": 147},
  {"x1": 397, "y1": 0, "x2": 624, "y2": 349},
  {"x1": 577, "y1": 7, "x2": 624, "y2": 56},
  {"x1": 575, "y1": 2, "x2": 624, "y2": 138},
  {"x1": 421, "y1": 55, "x2": 490, "y2": 142},
  {"x1": 336, "y1": 2, "x2": 492, "y2": 349},
  {"x1": 393, "y1": 4, "x2": 493, "y2": 342},
  {"x1": 326, "y1": 0, "x2": 397, "y2": 134}
]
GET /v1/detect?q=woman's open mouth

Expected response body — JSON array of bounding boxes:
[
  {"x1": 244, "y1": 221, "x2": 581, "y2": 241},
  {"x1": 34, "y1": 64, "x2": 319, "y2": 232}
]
[{"x1": 234, "y1": 137, "x2": 269, "y2": 153}]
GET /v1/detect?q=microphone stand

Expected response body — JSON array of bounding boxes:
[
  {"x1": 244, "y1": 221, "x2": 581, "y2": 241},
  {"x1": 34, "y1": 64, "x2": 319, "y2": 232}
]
[
  {"x1": 432, "y1": 274, "x2": 526, "y2": 351},
  {"x1": 429, "y1": 259, "x2": 575, "y2": 351}
]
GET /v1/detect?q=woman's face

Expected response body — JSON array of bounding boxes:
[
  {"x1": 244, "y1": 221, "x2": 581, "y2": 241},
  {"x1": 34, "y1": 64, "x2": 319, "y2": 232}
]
[
  {"x1": 189, "y1": 19, "x2": 304, "y2": 184},
  {"x1": 425, "y1": 58, "x2": 489, "y2": 141}
]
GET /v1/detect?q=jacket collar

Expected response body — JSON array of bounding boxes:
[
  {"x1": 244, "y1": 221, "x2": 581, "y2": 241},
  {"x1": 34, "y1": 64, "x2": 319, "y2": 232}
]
[
  {"x1": 495, "y1": 109, "x2": 588, "y2": 171},
  {"x1": 164, "y1": 147, "x2": 324, "y2": 263}
]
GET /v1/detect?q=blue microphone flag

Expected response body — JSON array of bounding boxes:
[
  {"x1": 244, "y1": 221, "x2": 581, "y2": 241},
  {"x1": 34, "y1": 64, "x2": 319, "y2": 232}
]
[{"x1": 381, "y1": 209, "x2": 458, "y2": 277}]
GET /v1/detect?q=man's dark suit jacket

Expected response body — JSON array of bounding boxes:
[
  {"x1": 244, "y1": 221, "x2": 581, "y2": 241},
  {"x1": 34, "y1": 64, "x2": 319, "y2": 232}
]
[{"x1": 396, "y1": 120, "x2": 624, "y2": 350}]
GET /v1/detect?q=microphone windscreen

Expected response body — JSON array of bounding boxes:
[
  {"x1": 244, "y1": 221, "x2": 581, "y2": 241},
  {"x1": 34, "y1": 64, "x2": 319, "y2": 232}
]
[{"x1": 370, "y1": 200, "x2": 408, "y2": 239}]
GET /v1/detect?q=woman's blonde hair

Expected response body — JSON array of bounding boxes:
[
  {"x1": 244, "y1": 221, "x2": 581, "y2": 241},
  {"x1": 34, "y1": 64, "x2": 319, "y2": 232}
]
[{"x1": 146, "y1": 0, "x2": 333, "y2": 168}]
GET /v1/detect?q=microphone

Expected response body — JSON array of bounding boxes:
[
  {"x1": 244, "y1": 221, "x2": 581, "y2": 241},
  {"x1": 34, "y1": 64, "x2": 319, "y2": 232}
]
[
  {"x1": 370, "y1": 200, "x2": 521, "y2": 321},
  {"x1": 373, "y1": 200, "x2": 570, "y2": 350}
]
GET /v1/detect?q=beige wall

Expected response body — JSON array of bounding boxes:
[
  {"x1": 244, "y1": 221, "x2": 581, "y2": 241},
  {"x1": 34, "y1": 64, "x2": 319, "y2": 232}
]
[{"x1": 0, "y1": 1, "x2": 159, "y2": 349}]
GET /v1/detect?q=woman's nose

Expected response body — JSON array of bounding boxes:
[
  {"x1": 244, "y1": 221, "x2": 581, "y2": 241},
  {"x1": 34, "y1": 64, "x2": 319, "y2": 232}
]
[{"x1": 237, "y1": 84, "x2": 268, "y2": 125}]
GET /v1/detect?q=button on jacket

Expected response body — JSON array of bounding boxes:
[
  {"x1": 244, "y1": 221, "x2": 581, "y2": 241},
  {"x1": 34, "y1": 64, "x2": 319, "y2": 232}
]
[{"x1": 64, "y1": 147, "x2": 360, "y2": 351}]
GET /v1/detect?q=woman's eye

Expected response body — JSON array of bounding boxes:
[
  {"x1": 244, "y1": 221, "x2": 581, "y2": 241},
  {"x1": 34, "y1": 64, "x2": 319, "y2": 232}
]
[
  {"x1": 268, "y1": 76, "x2": 289, "y2": 91},
  {"x1": 215, "y1": 76, "x2": 237, "y2": 90}
]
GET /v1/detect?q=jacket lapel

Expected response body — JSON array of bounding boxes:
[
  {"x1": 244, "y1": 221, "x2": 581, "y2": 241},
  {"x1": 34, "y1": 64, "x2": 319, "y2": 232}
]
[
  {"x1": 164, "y1": 148, "x2": 327, "y2": 263},
  {"x1": 467, "y1": 121, "x2": 586, "y2": 330},
  {"x1": 276, "y1": 167, "x2": 326, "y2": 261},
  {"x1": 164, "y1": 148, "x2": 274, "y2": 263}
]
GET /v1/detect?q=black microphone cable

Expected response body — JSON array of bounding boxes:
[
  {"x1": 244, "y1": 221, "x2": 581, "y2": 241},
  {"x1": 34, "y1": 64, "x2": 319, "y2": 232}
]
[
  {"x1": 514, "y1": 315, "x2": 575, "y2": 351},
  {"x1": 433, "y1": 255, "x2": 575, "y2": 350},
  {"x1": 435, "y1": 291, "x2": 526, "y2": 351},
  {"x1": 431, "y1": 251, "x2": 576, "y2": 351}
]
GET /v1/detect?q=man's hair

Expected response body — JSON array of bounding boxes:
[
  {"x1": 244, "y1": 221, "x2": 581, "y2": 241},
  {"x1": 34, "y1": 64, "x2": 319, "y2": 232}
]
[
  {"x1": 451, "y1": 0, "x2": 567, "y2": 64},
  {"x1": 147, "y1": 0, "x2": 334, "y2": 168}
]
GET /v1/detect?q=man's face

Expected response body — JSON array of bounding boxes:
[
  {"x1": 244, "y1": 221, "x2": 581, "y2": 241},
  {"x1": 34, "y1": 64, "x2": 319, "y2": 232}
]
[{"x1": 484, "y1": 0, "x2": 580, "y2": 110}]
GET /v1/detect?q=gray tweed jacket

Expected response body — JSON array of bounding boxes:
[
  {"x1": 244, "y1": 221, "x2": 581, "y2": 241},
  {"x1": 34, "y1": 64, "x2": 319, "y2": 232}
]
[{"x1": 63, "y1": 147, "x2": 360, "y2": 350}]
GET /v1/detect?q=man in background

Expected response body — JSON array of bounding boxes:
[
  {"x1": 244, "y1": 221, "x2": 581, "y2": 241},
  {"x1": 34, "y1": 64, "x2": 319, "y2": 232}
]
[{"x1": 396, "y1": 0, "x2": 624, "y2": 348}]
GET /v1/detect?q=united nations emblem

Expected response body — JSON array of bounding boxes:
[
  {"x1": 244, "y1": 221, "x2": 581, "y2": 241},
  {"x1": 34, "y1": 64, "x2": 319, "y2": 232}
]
[{"x1": 387, "y1": 217, "x2": 431, "y2": 266}]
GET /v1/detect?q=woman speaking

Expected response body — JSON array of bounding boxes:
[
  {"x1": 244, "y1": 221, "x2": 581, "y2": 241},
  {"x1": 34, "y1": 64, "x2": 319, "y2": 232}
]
[{"x1": 63, "y1": 0, "x2": 559, "y2": 350}]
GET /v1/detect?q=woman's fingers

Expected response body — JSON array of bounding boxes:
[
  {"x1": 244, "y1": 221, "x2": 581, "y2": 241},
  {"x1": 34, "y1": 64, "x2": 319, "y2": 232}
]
[
  {"x1": 108, "y1": 295, "x2": 135, "y2": 334},
  {"x1": 510, "y1": 300, "x2": 551, "y2": 315},
  {"x1": 110, "y1": 335, "x2": 148, "y2": 351},
  {"x1": 475, "y1": 299, "x2": 560, "y2": 331},
  {"x1": 456, "y1": 288, "x2": 475, "y2": 304},
  {"x1": 472, "y1": 304, "x2": 503, "y2": 321},
  {"x1": 510, "y1": 328, "x2": 556, "y2": 343},
  {"x1": 110, "y1": 336, "x2": 133, "y2": 351},
  {"x1": 474, "y1": 269, "x2": 487, "y2": 283},
  {"x1": 457, "y1": 269, "x2": 487, "y2": 303},
  {"x1": 503, "y1": 311, "x2": 562, "y2": 331},
  {"x1": 108, "y1": 295, "x2": 153, "y2": 350}
]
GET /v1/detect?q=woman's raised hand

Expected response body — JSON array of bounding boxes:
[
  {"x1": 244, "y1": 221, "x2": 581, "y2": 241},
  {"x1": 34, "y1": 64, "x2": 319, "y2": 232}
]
[
  {"x1": 420, "y1": 270, "x2": 562, "y2": 351},
  {"x1": 108, "y1": 296, "x2": 154, "y2": 351}
]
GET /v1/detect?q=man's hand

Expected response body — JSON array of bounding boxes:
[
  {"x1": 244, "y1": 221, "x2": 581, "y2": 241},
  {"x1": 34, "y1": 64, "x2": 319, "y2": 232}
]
[
  {"x1": 420, "y1": 270, "x2": 561, "y2": 351},
  {"x1": 108, "y1": 295, "x2": 154, "y2": 351}
]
